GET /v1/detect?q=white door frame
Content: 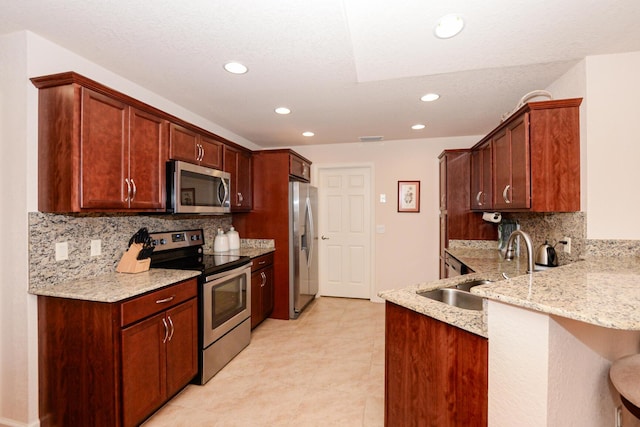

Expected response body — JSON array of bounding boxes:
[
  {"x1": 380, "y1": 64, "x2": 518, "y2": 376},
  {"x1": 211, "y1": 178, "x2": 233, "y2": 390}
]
[{"x1": 311, "y1": 162, "x2": 376, "y2": 301}]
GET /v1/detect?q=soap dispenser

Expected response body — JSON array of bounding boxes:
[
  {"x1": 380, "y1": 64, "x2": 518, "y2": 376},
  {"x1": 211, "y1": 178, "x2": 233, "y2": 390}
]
[{"x1": 213, "y1": 227, "x2": 229, "y2": 253}]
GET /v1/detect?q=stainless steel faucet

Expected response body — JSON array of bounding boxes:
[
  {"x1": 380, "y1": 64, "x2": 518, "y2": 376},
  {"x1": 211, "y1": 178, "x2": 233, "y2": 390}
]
[{"x1": 503, "y1": 229, "x2": 535, "y2": 274}]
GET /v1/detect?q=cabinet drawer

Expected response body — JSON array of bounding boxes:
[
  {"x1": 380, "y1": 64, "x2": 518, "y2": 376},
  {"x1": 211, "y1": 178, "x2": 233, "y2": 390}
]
[
  {"x1": 251, "y1": 253, "x2": 274, "y2": 272},
  {"x1": 289, "y1": 154, "x2": 311, "y2": 181},
  {"x1": 120, "y1": 278, "x2": 197, "y2": 327}
]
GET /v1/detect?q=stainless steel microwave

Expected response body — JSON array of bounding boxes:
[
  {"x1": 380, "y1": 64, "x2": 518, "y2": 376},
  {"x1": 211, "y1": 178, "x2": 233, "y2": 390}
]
[{"x1": 167, "y1": 160, "x2": 231, "y2": 214}]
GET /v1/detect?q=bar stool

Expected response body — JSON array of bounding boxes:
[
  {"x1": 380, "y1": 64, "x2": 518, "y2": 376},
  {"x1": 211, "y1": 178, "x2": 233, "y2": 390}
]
[{"x1": 610, "y1": 354, "x2": 640, "y2": 419}]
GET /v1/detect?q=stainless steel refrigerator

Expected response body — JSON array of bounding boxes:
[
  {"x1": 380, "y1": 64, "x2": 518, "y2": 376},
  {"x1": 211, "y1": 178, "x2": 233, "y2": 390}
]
[{"x1": 289, "y1": 181, "x2": 319, "y2": 318}]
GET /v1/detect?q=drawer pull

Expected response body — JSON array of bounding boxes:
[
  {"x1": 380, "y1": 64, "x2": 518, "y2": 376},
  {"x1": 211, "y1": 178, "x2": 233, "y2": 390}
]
[
  {"x1": 155, "y1": 295, "x2": 175, "y2": 304},
  {"x1": 258, "y1": 261, "x2": 266, "y2": 265}
]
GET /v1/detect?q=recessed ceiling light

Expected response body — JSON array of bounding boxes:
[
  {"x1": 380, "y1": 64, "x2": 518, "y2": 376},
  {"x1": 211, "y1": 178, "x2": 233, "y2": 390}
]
[
  {"x1": 434, "y1": 14, "x2": 464, "y2": 39},
  {"x1": 302, "y1": 131, "x2": 315, "y2": 137},
  {"x1": 421, "y1": 93, "x2": 440, "y2": 102},
  {"x1": 223, "y1": 62, "x2": 248, "y2": 74},
  {"x1": 412, "y1": 124, "x2": 426, "y2": 130},
  {"x1": 275, "y1": 107, "x2": 291, "y2": 115}
]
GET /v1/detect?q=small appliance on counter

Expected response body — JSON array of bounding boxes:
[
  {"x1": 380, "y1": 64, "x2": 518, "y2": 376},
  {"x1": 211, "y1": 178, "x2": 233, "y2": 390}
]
[{"x1": 535, "y1": 241, "x2": 558, "y2": 267}]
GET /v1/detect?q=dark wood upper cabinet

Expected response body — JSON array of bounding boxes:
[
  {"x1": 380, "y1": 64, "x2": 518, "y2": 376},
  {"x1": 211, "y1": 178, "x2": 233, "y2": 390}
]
[
  {"x1": 223, "y1": 145, "x2": 253, "y2": 211},
  {"x1": 32, "y1": 73, "x2": 168, "y2": 213},
  {"x1": 31, "y1": 71, "x2": 249, "y2": 214},
  {"x1": 168, "y1": 123, "x2": 223, "y2": 169},
  {"x1": 470, "y1": 140, "x2": 493, "y2": 210},
  {"x1": 471, "y1": 98, "x2": 582, "y2": 212}
]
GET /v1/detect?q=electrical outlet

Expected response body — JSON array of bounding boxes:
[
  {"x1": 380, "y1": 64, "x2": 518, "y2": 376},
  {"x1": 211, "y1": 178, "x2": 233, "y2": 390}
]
[
  {"x1": 91, "y1": 239, "x2": 102, "y2": 257},
  {"x1": 562, "y1": 236, "x2": 572, "y2": 254},
  {"x1": 379, "y1": 193, "x2": 386, "y2": 203},
  {"x1": 55, "y1": 242, "x2": 69, "y2": 261}
]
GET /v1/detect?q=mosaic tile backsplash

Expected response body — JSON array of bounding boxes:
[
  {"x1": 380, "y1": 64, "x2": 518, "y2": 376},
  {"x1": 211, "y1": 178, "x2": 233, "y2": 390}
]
[{"x1": 29, "y1": 212, "x2": 237, "y2": 289}]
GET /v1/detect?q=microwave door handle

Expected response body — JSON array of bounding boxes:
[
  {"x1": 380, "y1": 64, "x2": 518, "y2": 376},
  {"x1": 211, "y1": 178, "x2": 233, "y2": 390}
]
[{"x1": 219, "y1": 178, "x2": 229, "y2": 206}]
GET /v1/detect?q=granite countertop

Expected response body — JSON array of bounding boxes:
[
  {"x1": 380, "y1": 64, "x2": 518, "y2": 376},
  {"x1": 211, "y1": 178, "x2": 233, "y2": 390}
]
[
  {"x1": 29, "y1": 269, "x2": 201, "y2": 303},
  {"x1": 380, "y1": 247, "x2": 640, "y2": 336},
  {"x1": 30, "y1": 246, "x2": 276, "y2": 303}
]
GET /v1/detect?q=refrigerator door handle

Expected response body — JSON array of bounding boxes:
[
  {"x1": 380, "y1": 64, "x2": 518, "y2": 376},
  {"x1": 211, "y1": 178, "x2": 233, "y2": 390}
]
[{"x1": 304, "y1": 196, "x2": 315, "y2": 266}]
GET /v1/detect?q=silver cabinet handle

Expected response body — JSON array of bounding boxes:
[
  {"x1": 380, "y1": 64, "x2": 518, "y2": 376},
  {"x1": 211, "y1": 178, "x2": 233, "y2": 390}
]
[
  {"x1": 167, "y1": 315, "x2": 175, "y2": 342},
  {"x1": 124, "y1": 178, "x2": 131, "y2": 202},
  {"x1": 475, "y1": 191, "x2": 483, "y2": 206},
  {"x1": 200, "y1": 145, "x2": 205, "y2": 161},
  {"x1": 321, "y1": 235, "x2": 329, "y2": 240},
  {"x1": 161, "y1": 318, "x2": 169, "y2": 343},
  {"x1": 196, "y1": 144, "x2": 202, "y2": 162},
  {"x1": 155, "y1": 295, "x2": 175, "y2": 304},
  {"x1": 237, "y1": 192, "x2": 244, "y2": 206},
  {"x1": 260, "y1": 271, "x2": 267, "y2": 287},
  {"x1": 130, "y1": 178, "x2": 137, "y2": 201},
  {"x1": 503, "y1": 185, "x2": 511, "y2": 204}
]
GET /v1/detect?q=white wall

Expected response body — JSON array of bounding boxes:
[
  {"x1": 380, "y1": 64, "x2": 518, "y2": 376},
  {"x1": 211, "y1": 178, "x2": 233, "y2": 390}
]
[
  {"x1": 0, "y1": 31, "x2": 38, "y2": 427},
  {"x1": 295, "y1": 136, "x2": 480, "y2": 299},
  {"x1": 584, "y1": 51, "x2": 640, "y2": 239}
]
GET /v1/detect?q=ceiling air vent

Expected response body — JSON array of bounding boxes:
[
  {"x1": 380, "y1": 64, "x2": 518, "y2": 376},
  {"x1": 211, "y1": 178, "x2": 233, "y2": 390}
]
[{"x1": 359, "y1": 136, "x2": 384, "y2": 142}]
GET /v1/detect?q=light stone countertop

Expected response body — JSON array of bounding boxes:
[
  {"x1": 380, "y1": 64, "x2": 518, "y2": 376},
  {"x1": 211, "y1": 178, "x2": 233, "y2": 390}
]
[
  {"x1": 29, "y1": 269, "x2": 201, "y2": 303},
  {"x1": 379, "y1": 247, "x2": 640, "y2": 337},
  {"x1": 29, "y1": 246, "x2": 275, "y2": 303}
]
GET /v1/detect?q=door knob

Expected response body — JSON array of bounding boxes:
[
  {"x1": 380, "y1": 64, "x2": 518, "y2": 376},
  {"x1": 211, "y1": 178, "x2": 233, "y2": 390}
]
[{"x1": 321, "y1": 235, "x2": 329, "y2": 240}]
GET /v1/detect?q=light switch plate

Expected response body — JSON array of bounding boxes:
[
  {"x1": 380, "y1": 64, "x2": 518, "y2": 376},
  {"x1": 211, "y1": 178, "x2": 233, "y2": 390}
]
[
  {"x1": 55, "y1": 242, "x2": 69, "y2": 261},
  {"x1": 91, "y1": 239, "x2": 102, "y2": 257}
]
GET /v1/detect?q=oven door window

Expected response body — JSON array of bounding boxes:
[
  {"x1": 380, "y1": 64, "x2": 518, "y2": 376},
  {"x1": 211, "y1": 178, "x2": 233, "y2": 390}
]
[{"x1": 211, "y1": 275, "x2": 247, "y2": 329}]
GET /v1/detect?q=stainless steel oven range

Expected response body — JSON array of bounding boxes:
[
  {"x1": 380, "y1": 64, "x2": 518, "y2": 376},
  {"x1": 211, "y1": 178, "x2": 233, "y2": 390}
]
[{"x1": 149, "y1": 229, "x2": 252, "y2": 384}]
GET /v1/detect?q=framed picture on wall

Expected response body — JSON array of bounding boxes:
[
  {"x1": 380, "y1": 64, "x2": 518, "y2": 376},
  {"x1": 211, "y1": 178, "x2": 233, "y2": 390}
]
[
  {"x1": 181, "y1": 188, "x2": 195, "y2": 206},
  {"x1": 398, "y1": 181, "x2": 420, "y2": 212}
]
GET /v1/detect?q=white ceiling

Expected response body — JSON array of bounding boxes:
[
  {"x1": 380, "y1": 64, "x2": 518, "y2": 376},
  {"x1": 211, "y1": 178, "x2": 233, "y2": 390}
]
[{"x1": 3, "y1": 0, "x2": 640, "y2": 148}]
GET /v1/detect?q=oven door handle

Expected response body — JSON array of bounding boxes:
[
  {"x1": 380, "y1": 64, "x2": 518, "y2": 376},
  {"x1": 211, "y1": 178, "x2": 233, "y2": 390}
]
[{"x1": 205, "y1": 263, "x2": 252, "y2": 282}]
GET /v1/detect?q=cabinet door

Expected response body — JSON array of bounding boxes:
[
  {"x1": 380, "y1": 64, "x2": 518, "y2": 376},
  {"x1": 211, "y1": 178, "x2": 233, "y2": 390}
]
[
  {"x1": 169, "y1": 123, "x2": 198, "y2": 164},
  {"x1": 224, "y1": 145, "x2": 253, "y2": 211},
  {"x1": 480, "y1": 142, "x2": 493, "y2": 209},
  {"x1": 471, "y1": 142, "x2": 493, "y2": 210},
  {"x1": 289, "y1": 154, "x2": 310, "y2": 181},
  {"x1": 199, "y1": 135, "x2": 223, "y2": 169},
  {"x1": 492, "y1": 129, "x2": 511, "y2": 210},
  {"x1": 508, "y1": 116, "x2": 531, "y2": 209},
  {"x1": 439, "y1": 155, "x2": 447, "y2": 210},
  {"x1": 261, "y1": 267, "x2": 274, "y2": 321},
  {"x1": 121, "y1": 312, "x2": 167, "y2": 427},
  {"x1": 80, "y1": 88, "x2": 129, "y2": 209},
  {"x1": 251, "y1": 270, "x2": 262, "y2": 329},
  {"x1": 129, "y1": 108, "x2": 167, "y2": 209},
  {"x1": 165, "y1": 299, "x2": 198, "y2": 397},
  {"x1": 470, "y1": 149, "x2": 482, "y2": 210}
]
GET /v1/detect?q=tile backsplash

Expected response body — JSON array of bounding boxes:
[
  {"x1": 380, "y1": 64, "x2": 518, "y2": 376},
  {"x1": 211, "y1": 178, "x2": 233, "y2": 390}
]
[{"x1": 29, "y1": 212, "x2": 235, "y2": 290}]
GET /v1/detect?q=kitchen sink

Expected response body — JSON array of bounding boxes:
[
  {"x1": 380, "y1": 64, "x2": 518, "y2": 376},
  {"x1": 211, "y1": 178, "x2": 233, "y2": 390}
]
[
  {"x1": 417, "y1": 288, "x2": 484, "y2": 311},
  {"x1": 452, "y1": 279, "x2": 492, "y2": 292}
]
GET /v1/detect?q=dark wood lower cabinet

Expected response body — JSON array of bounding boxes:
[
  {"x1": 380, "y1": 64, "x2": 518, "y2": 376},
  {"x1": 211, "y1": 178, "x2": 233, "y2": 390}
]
[
  {"x1": 385, "y1": 302, "x2": 487, "y2": 427},
  {"x1": 38, "y1": 278, "x2": 198, "y2": 427},
  {"x1": 251, "y1": 252, "x2": 275, "y2": 329}
]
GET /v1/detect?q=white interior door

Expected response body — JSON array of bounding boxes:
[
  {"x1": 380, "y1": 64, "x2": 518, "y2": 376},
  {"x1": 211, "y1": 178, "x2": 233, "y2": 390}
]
[{"x1": 318, "y1": 166, "x2": 372, "y2": 299}]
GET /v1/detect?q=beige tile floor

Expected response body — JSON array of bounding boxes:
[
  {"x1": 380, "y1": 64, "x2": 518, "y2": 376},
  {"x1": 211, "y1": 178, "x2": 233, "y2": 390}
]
[{"x1": 143, "y1": 297, "x2": 386, "y2": 427}]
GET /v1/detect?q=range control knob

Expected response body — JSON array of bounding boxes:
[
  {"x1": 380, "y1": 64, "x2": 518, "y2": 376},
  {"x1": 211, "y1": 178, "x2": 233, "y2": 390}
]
[{"x1": 159, "y1": 238, "x2": 167, "y2": 245}]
